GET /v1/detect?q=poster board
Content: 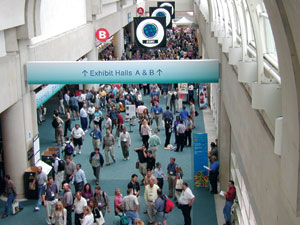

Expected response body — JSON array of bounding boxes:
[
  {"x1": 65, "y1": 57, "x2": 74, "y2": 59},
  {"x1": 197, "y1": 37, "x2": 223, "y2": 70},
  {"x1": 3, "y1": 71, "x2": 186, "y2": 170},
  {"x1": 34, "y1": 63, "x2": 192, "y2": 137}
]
[
  {"x1": 193, "y1": 133, "x2": 209, "y2": 187},
  {"x1": 126, "y1": 105, "x2": 136, "y2": 119}
]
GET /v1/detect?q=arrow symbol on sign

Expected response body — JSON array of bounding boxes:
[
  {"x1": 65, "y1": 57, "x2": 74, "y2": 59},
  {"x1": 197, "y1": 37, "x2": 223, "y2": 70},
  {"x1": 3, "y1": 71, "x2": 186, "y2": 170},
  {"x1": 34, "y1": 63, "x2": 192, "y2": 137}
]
[
  {"x1": 82, "y1": 70, "x2": 88, "y2": 76},
  {"x1": 157, "y1": 69, "x2": 162, "y2": 76}
]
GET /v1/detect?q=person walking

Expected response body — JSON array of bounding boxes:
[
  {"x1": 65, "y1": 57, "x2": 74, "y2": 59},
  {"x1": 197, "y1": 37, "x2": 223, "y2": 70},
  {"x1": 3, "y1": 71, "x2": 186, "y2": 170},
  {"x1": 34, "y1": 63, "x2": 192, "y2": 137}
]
[
  {"x1": 93, "y1": 186, "x2": 111, "y2": 217},
  {"x1": 175, "y1": 120, "x2": 186, "y2": 152},
  {"x1": 164, "y1": 118, "x2": 173, "y2": 147},
  {"x1": 140, "y1": 120, "x2": 151, "y2": 149},
  {"x1": 151, "y1": 102, "x2": 163, "y2": 131},
  {"x1": 64, "y1": 157, "x2": 76, "y2": 184},
  {"x1": 134, "y1": 145, "x2": 148, "y2": 182},
  {"x1": 52, "y1": 154, "x2": 64, "y2": 192},
  {"x1": 154, "y1": 189, "x2": 168, "y2": 225},
  {"x1": 167, "y1": 157, "x2": 177, "y2": 198},
  {"x1": 73, "y1": 192, "x2": 88, "y2": 225},
  {"x1": 223, "y1": 180, "x2": 236, "y2": 225},
  {"x1": 205, "y1": 156, "x2": 219, "y2": 194},
  {"x1": 185, "y1": 116, "x2": 193, "y2": 147},
  {"x1": 103, "y1": 129, "x2": 116, "y2": 165},
  {"x1": 115, "y1": 111, "x2": 124, "y2": 138},
  {"x1": 64, "y1": 108, "x2": 72, "y2": 137},
  {"x1": 178, "y1": 182, "x2": 195, "y2": 225},
  {"x1": 89, "y1": 148, "x2": 104, "y2": 185},
  {"x1": 144, "y1": 179, "x2": 160, "y2": 224},
  {"x1": 72, "y1": 164, "x2": 87, "y2": 192},
  {"x1": 32, "y1": 166, "x2": 47, "y2": 211},
  {"x1": 148, "y1": 130, "x2": 161, "y2": 159},
  {"x1": 80, "y1": 104, "x2": 88, "y2": 132},
  {"x1": 71, "y1": 124, "x2": 85, "y2": 155},
  {"x1": 62, "y1": 183, "x2": 73, "y2": 225},
  {"x1": 53, "y1": 111, "x2": 65, "y2": 146},
  {"x1": 42, "y1": 177, "x2": 58, "y2": 225},
  {"x1": 154, "y1": 162, "x2": 165, "y2": 190},
  {"x1": 52, "y1": 201, "x2": 67, "y2": 225},
  {"x1": 87, "y1": 103, "x2": 95, "y2": 129},
  {"x1": 1, "y1": 175, "x2": 23, "y2": 219},
  {"x1": 189, "y1": 101, "x2": 196, "y2": 128},
  {"x1": 118, "y1": 127, "x2": 131, "y2": 160},
  {"x1": 122, "y1": 188, "x2": 139, "y2": 225},
  {"x1": 90, "y1": 124, "x2": 102, "y2": 150}
]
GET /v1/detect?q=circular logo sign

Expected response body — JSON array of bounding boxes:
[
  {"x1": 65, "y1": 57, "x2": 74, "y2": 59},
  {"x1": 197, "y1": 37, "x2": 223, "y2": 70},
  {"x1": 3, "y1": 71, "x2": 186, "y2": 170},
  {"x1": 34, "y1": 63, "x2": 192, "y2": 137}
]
[
  {"x1": 137, "y1": 7, "x2": 144, "y2": 15},
  {"x1": 136, "y1": 18, "x2": 165, "y2": 48},
  {"x1": 151, "y1": 8, "x2": 171, "y2": 27},
  {"x1": 96, "y1": 28, "x2": 109, "y2": 42},
  {"x1": 160, "y1": 3, "x2": 174, "y2": 15}
]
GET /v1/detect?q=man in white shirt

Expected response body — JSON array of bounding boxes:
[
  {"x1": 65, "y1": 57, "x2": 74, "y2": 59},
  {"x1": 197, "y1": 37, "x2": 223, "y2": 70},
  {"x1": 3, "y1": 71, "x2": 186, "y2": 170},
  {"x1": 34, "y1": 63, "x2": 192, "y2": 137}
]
[
  {"x1": 87, "y1": 103, "x2": 96, "y2": 129},
  {"x1": 80, "y1": 104, "x2": 88, "y2": 132},
  {"x1": 178, "y1": 182, "x2": 195, "y2": 225},
  {"x1": 104, "y1": 114, "x2": 112, "y2": 131},
  {"x1": 71, "y1": 124, "x2": 85, "y2": 155},
  {"x1": 144, "y1": 179, "x2": 160, "y2": 224},
  {"x1": 73, "y1": 191, "x2": 87, "y2": 225},
  {"x1": 118, "y1": 127, "x2": 131, "y2": 160}
]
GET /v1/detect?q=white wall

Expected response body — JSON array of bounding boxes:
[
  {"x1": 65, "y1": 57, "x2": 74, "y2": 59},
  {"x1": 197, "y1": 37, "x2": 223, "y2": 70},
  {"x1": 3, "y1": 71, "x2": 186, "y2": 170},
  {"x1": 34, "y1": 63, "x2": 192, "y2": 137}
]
[
  {"x1": 31, "y1": 0, "x2": 87, "y2": 44},
  {"x1": 0, "y1": 0, "x2": 25, "y2": 30}
]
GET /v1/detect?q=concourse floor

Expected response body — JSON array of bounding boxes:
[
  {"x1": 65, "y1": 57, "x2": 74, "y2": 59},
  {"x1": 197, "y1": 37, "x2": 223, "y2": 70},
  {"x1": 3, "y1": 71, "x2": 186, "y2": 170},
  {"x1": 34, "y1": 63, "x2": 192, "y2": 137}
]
[{"x1": 0, "y1": 94, "x2": 218, "y2": 225}]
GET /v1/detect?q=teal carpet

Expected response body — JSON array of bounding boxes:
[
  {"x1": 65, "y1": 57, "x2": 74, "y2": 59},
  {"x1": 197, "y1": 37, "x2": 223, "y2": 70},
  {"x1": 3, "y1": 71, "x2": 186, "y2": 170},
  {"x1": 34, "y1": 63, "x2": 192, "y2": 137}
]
[{"x1": 0, "y1": 93, "x2": 217, "y2": 225}]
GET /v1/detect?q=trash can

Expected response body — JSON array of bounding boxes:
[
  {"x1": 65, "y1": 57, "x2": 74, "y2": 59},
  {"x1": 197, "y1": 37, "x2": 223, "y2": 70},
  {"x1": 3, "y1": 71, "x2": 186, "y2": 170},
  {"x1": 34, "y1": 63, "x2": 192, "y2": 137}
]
[{"x1": 24, "y1": 166, "x2": 38, "y2": 199}]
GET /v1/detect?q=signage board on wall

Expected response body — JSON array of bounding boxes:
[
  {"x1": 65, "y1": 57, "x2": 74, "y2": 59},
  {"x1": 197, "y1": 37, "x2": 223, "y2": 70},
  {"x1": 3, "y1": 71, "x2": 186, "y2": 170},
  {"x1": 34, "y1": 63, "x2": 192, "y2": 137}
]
[
  {"x1": 96, "y1": 28, "x2": 110, "y2": 42},
  {"x1": 193, "y1": 133, "x2": 209, "y2": 187},
  {"x1": 36, "y1": 84, "x2": 65, "y2": 108},
  {"x1": 150, "y1": 7, "x2": 172, "y2": 29},
  {"x1": 27, "y1": 60, "x2": 219, "y2": 84},
  {"x1": 134, "y1": 17, "x2": 166, "y2": 49},
  {"x1": 157, "y1": 1, "x2": 175, "y2": 19},
  {"x1": 137, "y1": 7, "x2": 144, "y2": 15}
]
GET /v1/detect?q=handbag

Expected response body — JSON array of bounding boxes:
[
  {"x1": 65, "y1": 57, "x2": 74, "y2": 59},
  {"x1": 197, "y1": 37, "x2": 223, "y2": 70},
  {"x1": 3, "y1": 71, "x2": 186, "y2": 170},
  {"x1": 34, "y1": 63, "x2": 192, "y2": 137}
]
[
  {"x1": 95, "y1": 211, "x2": 105, "y2": 225},
  {"x1": 12, "y1": 200, "x2": 20, "y2": 214},
  {"x1": 195, "y1": 111, "x2": 199, "y2": 117},
  {"x1": 136, "y1": 161, "x2": 140, "y2": 169}
]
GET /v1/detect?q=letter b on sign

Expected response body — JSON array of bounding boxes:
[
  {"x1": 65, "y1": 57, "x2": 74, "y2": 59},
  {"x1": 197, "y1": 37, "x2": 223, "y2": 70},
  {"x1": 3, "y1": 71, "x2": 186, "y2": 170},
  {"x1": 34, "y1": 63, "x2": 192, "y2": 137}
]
[{"x1": 96, "y1": 28, "x2": 109, "y2": 42}]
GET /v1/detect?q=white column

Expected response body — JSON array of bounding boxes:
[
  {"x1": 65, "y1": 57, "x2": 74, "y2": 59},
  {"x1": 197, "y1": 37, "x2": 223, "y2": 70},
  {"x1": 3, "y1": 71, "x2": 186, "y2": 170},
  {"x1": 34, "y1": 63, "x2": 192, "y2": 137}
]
[
  {"x1": 113, "y1": 28, "x2": 124, "y2": 60},
  {"x1": 1, "y1": 100, "x2": 28, "y2": 198},
  {"x1": 130, "y1": 21, "x2": 135, "y2": 44},
  {"x1": 218, "y1": 100, "x2": 231, "y2": 191},
  {"x1": 84, "y1": 48, "x2": 100, "y2": 91}
]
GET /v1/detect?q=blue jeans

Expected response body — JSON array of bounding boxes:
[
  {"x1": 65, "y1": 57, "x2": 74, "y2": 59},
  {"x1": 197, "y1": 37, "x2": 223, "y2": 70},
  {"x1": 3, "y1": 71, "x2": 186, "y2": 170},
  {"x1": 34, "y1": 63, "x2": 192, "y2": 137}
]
[
  {"x1": 125, "y1": 211, "x2": 139, "y2": 225},
  {"x1": 4, "y1": 193, "x2": 23, "y2": 215},
  {"x1": 223, "y1": 200, "x2": 234, "y2": 223},
  {"x1": 36, "y1": 184, "x2": 44, "y2": 207}
]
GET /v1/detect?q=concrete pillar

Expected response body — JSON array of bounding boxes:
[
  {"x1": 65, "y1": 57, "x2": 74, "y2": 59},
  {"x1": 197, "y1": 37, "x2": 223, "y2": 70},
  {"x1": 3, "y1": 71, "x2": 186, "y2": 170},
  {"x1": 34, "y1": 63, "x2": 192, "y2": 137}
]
[
  {"x1": 1, "y1": 100, "x2": 29, "y2": 198},
  {"x1": 197, "y1": 29, "x2": 203, "y2": 58},
  {"x1": 113, "y1": 28, "x2": 124, "y2": 60},
  {"x1": 130, "y1": 21, "x2": 135, "y2": 44},
  {"x1": 83, "y1": 48, "x2": 100, "y2": 91},
  {"x1": 218, "y1": 100, "x2": 231, "y2": 191}
]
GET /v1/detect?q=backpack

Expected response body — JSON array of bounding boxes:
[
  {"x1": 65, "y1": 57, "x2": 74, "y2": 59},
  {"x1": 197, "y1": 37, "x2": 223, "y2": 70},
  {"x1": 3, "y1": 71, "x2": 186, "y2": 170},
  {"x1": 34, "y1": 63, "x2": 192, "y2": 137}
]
[
  {"x1": 52, "y1": 119, "x2": 59, "y2": 128},
  {"x1": 171, "y1": 93, "x2": 176, "y2": 101},
  {"x1": 119, "y1": 213, "x2": 129, "y2": 225},
  {"x1": 58, "y1": 159, "x2": 65, "y2": 171},
  {"x1": 64, "y1": 143, "x2": 74, "y2": 155},
  {"x1": 163, "y1": 195, "x2": 174, "y2": 213}
]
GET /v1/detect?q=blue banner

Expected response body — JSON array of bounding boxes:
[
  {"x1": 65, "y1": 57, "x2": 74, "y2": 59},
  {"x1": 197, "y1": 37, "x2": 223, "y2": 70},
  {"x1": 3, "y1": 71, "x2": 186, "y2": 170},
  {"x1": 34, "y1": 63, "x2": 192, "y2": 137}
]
[
  {"x1": 26, "y1": 60, "x2": 219, "y2": 84},
  {"x1": 193, "y1": 133, "x2": 209, "y2": 187},
  {"x1": 36, "y1": 84, "x2": 65, "y2": 108}
]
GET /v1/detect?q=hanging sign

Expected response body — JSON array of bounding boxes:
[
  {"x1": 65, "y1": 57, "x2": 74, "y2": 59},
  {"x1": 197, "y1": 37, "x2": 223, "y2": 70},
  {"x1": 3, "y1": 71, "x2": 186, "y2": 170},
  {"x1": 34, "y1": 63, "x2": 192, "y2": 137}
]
[
  {"x1": 137, "y1": 7, "x2": 144, "y2": 15},
  {"x1": 157, "y1": 1, "x2": 175, "y2": 19},
  {"x1": 134, "y1": 17, "x2": 166, "y2": 49},
  {"x1": 150, "y1": 7, "x2": 172, "y2": 29},
  {"x1": 96, "y1": 28, "x2": 110, "y2": 42}
]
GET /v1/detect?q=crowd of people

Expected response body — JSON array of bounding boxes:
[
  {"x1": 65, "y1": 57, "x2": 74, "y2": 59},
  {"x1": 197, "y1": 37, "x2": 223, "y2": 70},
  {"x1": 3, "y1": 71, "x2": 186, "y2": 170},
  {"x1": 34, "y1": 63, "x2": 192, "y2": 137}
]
[{"x1": 1, "y1": 27, "x2": 236, "y2": 225}]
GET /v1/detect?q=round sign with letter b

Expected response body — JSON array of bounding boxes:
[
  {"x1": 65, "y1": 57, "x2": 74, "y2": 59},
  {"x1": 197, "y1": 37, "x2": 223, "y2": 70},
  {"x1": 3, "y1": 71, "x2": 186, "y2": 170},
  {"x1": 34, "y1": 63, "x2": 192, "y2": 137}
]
[
  {"x1": 96, "y1": 28, "x2": 110, "y2": 42},
  {"x1": 137, "y1": 7, "x2": 144, "y2": 15}
]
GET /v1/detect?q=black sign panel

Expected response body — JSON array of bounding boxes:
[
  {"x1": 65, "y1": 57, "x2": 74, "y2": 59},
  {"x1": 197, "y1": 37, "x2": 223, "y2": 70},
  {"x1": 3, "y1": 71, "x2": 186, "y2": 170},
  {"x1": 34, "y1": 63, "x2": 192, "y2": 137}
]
[
  {"x1": 157, "y1": 1, "x2": 175, "y2": 19},
  {"x1": 150, "y1": 7, "x2": 172, "y2": 29},
  {"x1": 134, "y1": 17, "x2": 166, "y2": 49}
]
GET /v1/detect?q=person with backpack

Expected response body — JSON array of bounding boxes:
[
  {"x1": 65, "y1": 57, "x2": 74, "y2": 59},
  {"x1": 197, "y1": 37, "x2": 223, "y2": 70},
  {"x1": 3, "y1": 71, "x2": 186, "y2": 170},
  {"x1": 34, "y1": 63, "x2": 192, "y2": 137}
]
[
  {"x1": 113, "y1": 205, "x2": 129, "y2": 225},
  {"x1": 52, "y1": 154, "x2": 64, "y2": 192},
  {"x1": 154, "y1": 189, "x2": 173, "y2": 225},
  {"x1": 93, "y1": 186, "x2": 111, "y2": 217},
  {"x1": 62, "y1": 137, "x2": 74, "y2": 159},
  {"x1": 89, "y1": 148, "x2": 104, "y2": 185}
]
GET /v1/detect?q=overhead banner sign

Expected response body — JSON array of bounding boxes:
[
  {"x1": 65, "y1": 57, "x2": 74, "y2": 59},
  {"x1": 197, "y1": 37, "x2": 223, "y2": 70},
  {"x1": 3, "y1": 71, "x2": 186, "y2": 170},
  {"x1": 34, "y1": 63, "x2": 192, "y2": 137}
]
[
  {"x1": 158, "y1": 1, "x2": 175, "y2": 19},
  {"x1": 26, "y1": 60, "x2": 219, "y2": 84},
  {"x1": 150, "y1": 7, "x2": 172, "y2": 29},
  {"x1": 134, "y1": 17, "x2": 166, "y2": 49},
  {"x1": 36, "y1": 84, "x2": 65, "y2": 108}
]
